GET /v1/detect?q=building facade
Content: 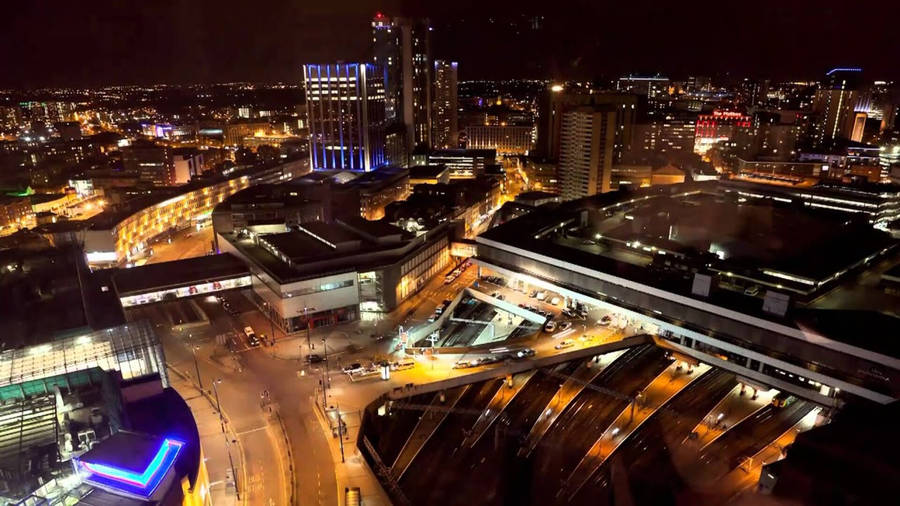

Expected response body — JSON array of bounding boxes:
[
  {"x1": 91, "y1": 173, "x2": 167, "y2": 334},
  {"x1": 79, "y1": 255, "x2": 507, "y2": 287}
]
[
  {"x1": 372, "y1": 14, "x2": 432, "y2": 152},
  {"x1": 432, "y1": 60, "x2": 458, "y2": 149},
  {"x1": 813, "y1": 68, "x2": 863, "y2": 146},
  {"x1": 466, "y1": 124, "x2": 535, "y2": 155},
  {"x1": 303, "y1": 63, "x2": 387, "y2": 171},
  {"x1": 558, "y1": 107, "x2": 616, "y2": 200},
  {"x1": 122, "y1": 141, "x2": 176, "y2": 187}
]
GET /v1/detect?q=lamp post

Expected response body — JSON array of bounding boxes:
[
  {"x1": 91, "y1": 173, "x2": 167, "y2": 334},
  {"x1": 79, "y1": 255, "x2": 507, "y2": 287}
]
[
  {"x1": 213, "y1": 378, "x2": 240, "y2": 501},
  {"x1": 187, "y1": 333, "x2": 204, "y2": 391},
  {"x1": 212, "y1": 378, "x2": 224, "y2": 433}
]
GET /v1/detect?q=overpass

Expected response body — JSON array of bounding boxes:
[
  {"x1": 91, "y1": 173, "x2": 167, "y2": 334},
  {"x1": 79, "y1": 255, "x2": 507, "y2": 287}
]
[{"x1": 112, "y1": 253, "x2": 250, "y2": 308}]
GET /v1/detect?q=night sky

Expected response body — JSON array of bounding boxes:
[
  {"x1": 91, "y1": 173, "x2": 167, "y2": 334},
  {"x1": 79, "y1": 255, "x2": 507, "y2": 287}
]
[{"x1": 2, "y1": 0, "x2": 898, "y2": 88}]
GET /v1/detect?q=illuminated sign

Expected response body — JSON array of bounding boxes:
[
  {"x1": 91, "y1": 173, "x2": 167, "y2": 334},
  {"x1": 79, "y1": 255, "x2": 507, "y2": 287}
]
[
  {"x1": 86, "y1": 251, "x2": 118, "y2": 263},
  {"x1": 78, "y1": 438, "x2": 184, "y2": 499}
]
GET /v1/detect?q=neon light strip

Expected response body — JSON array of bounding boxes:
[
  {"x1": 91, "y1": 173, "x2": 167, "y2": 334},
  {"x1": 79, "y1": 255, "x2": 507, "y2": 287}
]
[{"x1": 81, "y1": 438, "x2": 183, "y2": 492}]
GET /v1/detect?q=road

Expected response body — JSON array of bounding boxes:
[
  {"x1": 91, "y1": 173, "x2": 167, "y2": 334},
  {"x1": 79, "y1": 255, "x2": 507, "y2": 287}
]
[{"x1": 145, "y1": 226, "x2": 214, "y2": 264}]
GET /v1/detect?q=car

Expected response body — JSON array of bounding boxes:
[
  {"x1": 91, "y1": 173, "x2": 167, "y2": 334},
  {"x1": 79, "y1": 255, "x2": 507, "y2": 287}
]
[
  {"x1": 555, "y1": 340, "x2": 575, "y2": 350},
  {"x1": 544, "y1": 321, "x2": 557, "y2": 332},
  {"x1": 306, "y1": 354, "x2": 324, "y2": 363},
  {"x1": 343, "y1": 363, "x2": 364, "y2": 374},
  {"x1": 744, "y1": 286, "x2": 760, "y2": 296},
  {"x1": 427, "y1": 315, "x2": 436, "y2": 323},
  {"x1": 391, "y1": 358, "x2": 416, "y2": 371},
  {"x1": 258, "y1": 333, "x2": 268, "y2": 345},
  {"x1": 599, "y1": 315, "x2": 612, "y2": 326},
  {"x1": 247, "y1": 334, "x2": 260, "y2": 347},
  {"x1": 453, "y1": 360, "x2": 474, "y2": 369},
  {"x1": 496, "y1": 294, "x2": 505, "y2": 301},
  {"x1": 243, "y1": 326, "x2": 255, "y2": 338},
  {"x1": 444, "y1": 275, "x2": 454, "y2": 285},
  {"x1": 559, "y1": 322, "x2": 572, "y2": 331},
  {"x1": 515, "y1": 348, "x2": 536, "y2": 359},
  {"x1": 491, "y1": 291, "x2": 500, "y2": 298},
  {"x1": 550, "y1": 296, "x2": 561, "y2": 306},
  {"x1": 478, "y1": 355, "x2": 502, "y2": 365},
  {"x1": 529, "y1": 290, "x2": 538, "y2": 298},
  {"x1": 562, "y1": 309, "x2": 575, "y2": 318},
  {"x1": 535, "y1": 291, "x2": 547, "y2": 301}
]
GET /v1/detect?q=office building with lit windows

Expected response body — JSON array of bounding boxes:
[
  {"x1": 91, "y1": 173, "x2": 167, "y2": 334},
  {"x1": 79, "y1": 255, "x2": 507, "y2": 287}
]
[
  {"x1": 813, "y1": 68, "x2": 864, "y2": 146},
  {"x1": 371, "y1": 13, "x2": 433, "y2": 151},
  {"x1": 466, "y1": 124, "x2": 535, "y2": 155},
  {"x1": 432, "y1": 60, "x2": 458, "y2": 148},
  {"x1": 303, "y1": 63, "x2": 388, "y2": 171}
]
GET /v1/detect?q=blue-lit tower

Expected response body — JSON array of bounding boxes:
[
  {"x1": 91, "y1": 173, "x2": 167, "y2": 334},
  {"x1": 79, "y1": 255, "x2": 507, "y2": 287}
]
[{"x1": 303, "y1": 63, "x2": 387, "y2": 171}]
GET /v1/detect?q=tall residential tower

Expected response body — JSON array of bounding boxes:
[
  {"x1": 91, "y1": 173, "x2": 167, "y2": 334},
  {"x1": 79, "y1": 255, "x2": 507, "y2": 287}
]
[
  {"x1": 371, "y1": 13, "x2": 433, "y2": 153},
  {"x1": 432, "y1": 60, "x2": 458, "y2": 149}
]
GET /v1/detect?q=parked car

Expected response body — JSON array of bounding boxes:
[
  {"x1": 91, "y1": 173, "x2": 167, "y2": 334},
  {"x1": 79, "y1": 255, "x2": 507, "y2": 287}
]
[
  {"x1": 550, "y1": 296, "x2": 561, "y2": 306},
  {"x1": 453, "y1": 360, "x2": 475, "y2": 369},
  {"x1": 343, "y1": 363, "x2": 364, "y2": 374},
  {"x1": 559, "y1": 321, "x2": 572, "y2": 331},
  {"x1": 555, "y1": 339, "x2": 575, "y2": 350},
  {"x1": 544, "y1": 321, "x2": 557, "y2": 332},
  {"x1": 306, "y1": 354, "x2": 324, "y2": 363},
  {"x1": 599, "y1": 315, "x2": 612, "y2": 326}
]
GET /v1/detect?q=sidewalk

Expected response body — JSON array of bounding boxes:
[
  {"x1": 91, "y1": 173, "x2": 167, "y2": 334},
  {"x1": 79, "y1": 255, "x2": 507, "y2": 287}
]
[
  {"x1": 168, "y1": 366, "x2": 244, "y2": 506},
  {"x1": 311, "y1": 395, "x2": 392, "y2": 506}
]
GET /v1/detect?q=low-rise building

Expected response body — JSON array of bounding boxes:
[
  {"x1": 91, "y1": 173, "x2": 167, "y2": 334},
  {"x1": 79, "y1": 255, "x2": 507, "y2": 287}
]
[{"x1": 217, "y1": 215, "x2": 451, "y2": 327}]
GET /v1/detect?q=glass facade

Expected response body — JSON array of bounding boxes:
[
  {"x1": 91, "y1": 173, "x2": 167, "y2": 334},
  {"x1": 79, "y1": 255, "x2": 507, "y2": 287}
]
[
  {"x1": 0, "y1": 320, "x2": 167, "y2": 389},
  {"x1": 304, "y1": 63, "x2": 387, "y2": 171}
]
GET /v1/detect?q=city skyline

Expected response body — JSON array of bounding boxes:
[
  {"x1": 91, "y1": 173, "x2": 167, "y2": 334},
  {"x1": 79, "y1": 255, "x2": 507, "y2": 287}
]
[{"x1": 2, "y1": 0, "x2": 899, "y2": 88}]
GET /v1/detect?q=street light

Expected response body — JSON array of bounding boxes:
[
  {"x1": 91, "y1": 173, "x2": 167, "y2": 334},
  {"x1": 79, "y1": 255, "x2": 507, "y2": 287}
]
[
  {"x1": 212, "y1": 379, "x2": 224, "y2": 433},
  {"x1": 187, "y1": 333, "x2": 204, "y2": 391},
  {"x1": 212, "y1": 378, "x2": 240, "y2": 501}
]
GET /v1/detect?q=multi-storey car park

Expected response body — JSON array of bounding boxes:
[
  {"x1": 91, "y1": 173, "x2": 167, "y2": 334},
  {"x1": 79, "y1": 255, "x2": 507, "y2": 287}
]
[{"x1": 470, "y1": 180, "x2": 899, "y2": 407}]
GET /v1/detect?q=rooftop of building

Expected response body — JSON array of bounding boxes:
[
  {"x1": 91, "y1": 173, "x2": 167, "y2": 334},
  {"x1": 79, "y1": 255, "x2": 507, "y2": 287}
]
[
  {"x1": 0, "y1": 246, "x2": 125, "y2": 348},
  {"x1": 478, "y1": 181, "x2": 899, "y2": 353},
  {"x1": 223, "y1": 218, "x2": 441, "y2": 283},
  {"x1": 409, "y1": 165, "x2": 449, "y2": 179},
  {"x1": 430, "y1": 148, "x2": 497, "y2": 158}
]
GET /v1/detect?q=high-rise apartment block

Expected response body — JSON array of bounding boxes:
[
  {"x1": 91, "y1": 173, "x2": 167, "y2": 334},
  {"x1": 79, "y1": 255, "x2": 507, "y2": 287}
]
[
  {"x1": 813, "y1": 68, "x2": 863, "y2": 146},
  {"x1": 372, "y1": 13, "x2": 433, "y2": 152},
  {"x1": 558, "y1": 107, "x2": 617, "y2": 200},
  {"x1": 537, "y1": 88, "x2": 637, "y2": 162},
  {"x1": 432, "y1": 60, "x2": 458, "y2": 149},
  {"x1": 303, "y1": 63, "x2": 387, "y2": 171}
]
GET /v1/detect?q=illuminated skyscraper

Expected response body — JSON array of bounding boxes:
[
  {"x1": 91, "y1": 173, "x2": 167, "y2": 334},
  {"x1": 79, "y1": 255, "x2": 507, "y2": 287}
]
[
  {"x1": 813, "y1": 68, "x2": 863, "y2": 146},
  {"x1": 432, "y1": 60, "x2": 458, "y2": 149},
  {"x1": 372, "y1": 13, "x2": 432, "y2": 152},
  {"x1": 303, "y1": 63, "x2": 387, "y2": 171}
]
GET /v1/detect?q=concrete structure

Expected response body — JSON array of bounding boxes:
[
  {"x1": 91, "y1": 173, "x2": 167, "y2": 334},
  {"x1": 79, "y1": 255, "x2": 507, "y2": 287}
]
[
  {"x1": 217, "y1": 213, "x2": 451, "y2": 330},
  {"x1": 474, "y1": 181, "x2": 900, "y2": 405},
  {"x1": 303, "y1": 63, "x2": 387, "y2": 171},
  {"x1": 432, "y1": 60, "x2": 458, "y2": 149},
  {"x1": 558, "y1": 107, "x2": 617, "y2": 200}
]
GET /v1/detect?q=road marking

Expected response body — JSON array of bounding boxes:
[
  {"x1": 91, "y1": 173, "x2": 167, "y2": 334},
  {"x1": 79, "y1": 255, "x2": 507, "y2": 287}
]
[{"x1": 236, "y1": 425, "x2": 269, "y2": 436}]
